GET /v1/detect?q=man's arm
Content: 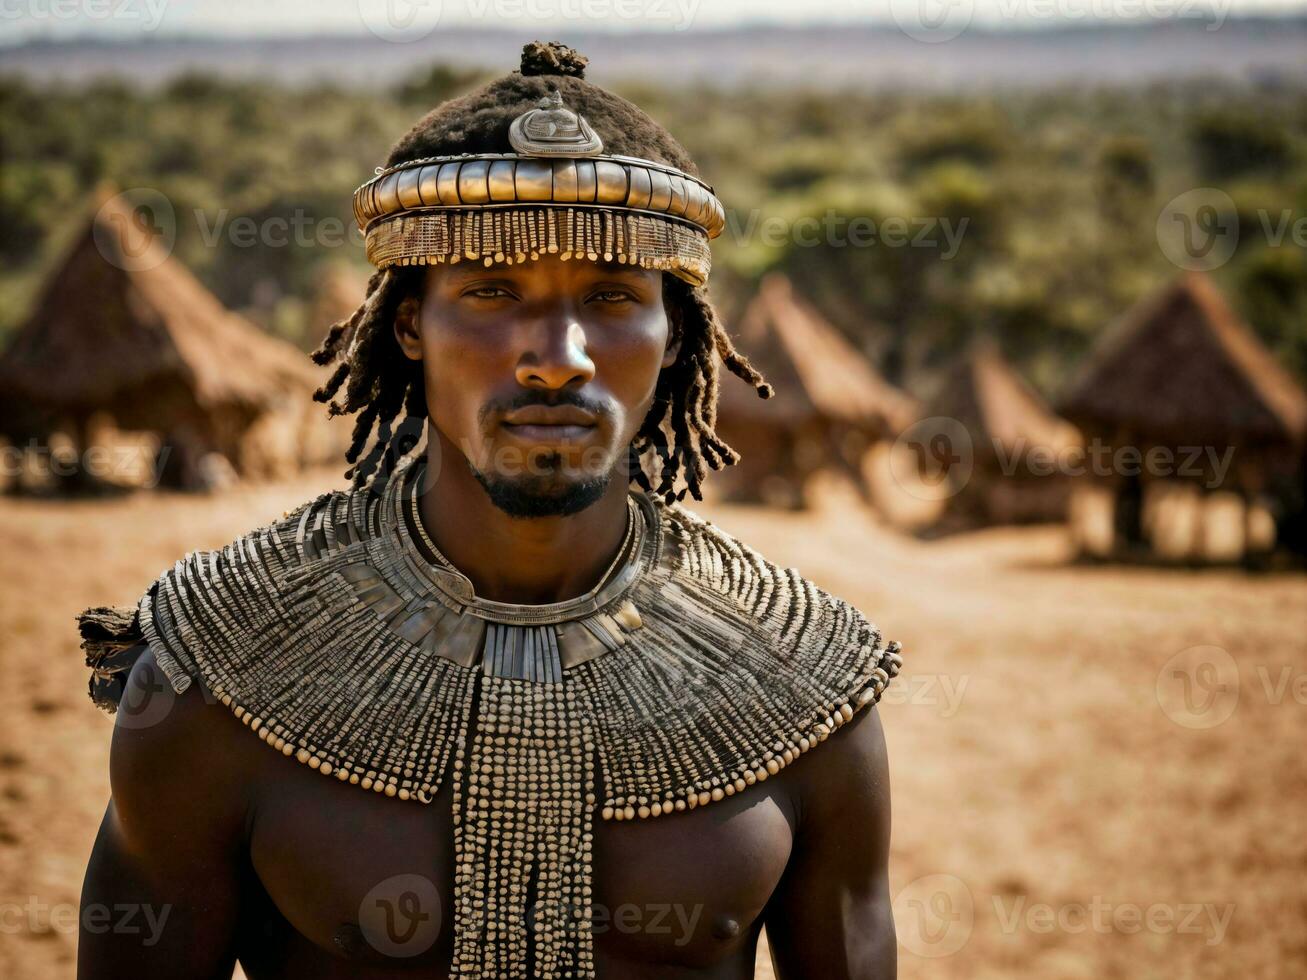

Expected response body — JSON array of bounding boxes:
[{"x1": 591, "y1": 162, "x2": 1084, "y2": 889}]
[
  {"x1": 763, "y1": 704, "x2": 895, "y2": 980},
  {"x1": 79, "y1": 647, "x2": 250, "y2": 980}
]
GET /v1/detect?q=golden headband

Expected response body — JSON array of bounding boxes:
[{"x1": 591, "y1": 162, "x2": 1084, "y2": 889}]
[{"x1": 352, "y1": 90, "x2": 726, "y2": 287}]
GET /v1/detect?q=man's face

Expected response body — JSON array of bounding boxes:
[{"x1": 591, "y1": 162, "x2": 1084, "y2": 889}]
[{"x1": 394, "y1": 253, "x2": 679, "y2": 517}]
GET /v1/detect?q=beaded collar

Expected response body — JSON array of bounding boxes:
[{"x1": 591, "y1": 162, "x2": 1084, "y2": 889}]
[{"x1": 81, "y1": 453, "x2": 903, "y2": 978}]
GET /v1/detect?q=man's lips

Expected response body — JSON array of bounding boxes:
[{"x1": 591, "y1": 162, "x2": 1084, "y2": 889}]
[
  {"x1": 499, "y1": 406, "x2": 599, "y2": 444},
  {"x1": 500, "y1": 422, "x2": 597, "y2": 443},
  {"x1": 499, "y1": 407, "x2": 601, "y2": 444},
  {"x1": 502, "y1": 406, "x2": 598, "y2": 426}
]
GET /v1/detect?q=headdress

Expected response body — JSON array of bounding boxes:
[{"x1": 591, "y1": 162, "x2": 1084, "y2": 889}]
[{"x1": 351, "y1": 42, "x2": 726, "y2": 287}]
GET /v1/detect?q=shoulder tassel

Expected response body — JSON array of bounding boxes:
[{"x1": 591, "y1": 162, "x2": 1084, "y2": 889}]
[{"x1": 78, "y1": 602, "x2": 148, "y2": 714}]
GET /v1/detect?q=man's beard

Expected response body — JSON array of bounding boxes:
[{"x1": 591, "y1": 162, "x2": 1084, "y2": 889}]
[{"x1": 468, "y1": 451, "x2": 615, "y2": 518}]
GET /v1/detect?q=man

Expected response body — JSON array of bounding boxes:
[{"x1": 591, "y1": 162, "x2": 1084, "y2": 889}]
[{"x1": 78, "y1": 42, "x2": 903, "y2": 979}]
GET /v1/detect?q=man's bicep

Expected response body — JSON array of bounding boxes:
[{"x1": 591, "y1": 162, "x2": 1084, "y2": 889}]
[
  {"x1": 764, "y1": 706, "x2": 895, "y2": 980},
  {"x1": 79, "y1": 648, "x2": 247, "y2": 979},
  {"x1": 80, "y1": 800, "x2": 243, "y2": 979}
]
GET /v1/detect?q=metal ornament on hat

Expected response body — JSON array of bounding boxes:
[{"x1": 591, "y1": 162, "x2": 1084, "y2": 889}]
[{"x1": 507, "y1": 89, "x2": 604, "y2": 157}]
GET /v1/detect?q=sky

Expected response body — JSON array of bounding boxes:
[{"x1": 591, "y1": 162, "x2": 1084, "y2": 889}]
[{"x1": 4, "y1": 0, "x2": 1307, "y2": 44}]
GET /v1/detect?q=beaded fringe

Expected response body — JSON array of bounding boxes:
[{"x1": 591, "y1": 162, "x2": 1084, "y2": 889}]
[
  {"x1": 452, "y1": 675, "x2": 597, "y2": 978},
  {"x1": 365, "y1": 206, "x2": 713, "y2": 287}
]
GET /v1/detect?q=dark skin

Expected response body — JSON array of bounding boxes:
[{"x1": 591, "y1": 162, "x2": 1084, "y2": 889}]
[{"x1": 79, "y1": 254, "x2": 895, "y2": 979}]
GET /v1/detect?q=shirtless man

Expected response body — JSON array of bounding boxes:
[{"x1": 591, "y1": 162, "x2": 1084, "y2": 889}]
[{"x1": 78, "y1": 42, "x2": 901, "y2": 979}]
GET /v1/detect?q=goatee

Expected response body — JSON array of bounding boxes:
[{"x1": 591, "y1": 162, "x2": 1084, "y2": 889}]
[{"x1": 468, "y1": 453, "x2": 613, "y2": 517}]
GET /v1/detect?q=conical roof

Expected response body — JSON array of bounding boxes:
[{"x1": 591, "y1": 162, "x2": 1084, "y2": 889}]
[
  {"x1": 719, "y1": 273, "x2": 918, "y2": 432},
  {"x1": 1059, "y1": 273, "x2": 1307, "y2": 446},
  {"x1": 0, "y1": 189, "x2": 323, "y2": 419},
  {"x1": 928, "y1": 340, "x2": 1080, "y2": 464}
]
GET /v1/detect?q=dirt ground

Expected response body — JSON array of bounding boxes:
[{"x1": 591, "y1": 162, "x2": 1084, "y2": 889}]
[{"x1": 2, "y1": 469, "x2": 1304, "y2": 979}]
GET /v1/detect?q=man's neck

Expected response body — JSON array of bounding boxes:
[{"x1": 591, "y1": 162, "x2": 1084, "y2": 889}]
[{"x1": 414, "y1": 437, "x2": 634, "y2": 606}]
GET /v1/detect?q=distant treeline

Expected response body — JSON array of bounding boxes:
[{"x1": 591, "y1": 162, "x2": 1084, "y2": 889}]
[{"x1": 3, "y1": 66, "x2": 1305, "y2": 396}]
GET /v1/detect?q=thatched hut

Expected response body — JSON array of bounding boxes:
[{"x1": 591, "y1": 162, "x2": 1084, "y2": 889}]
[
  {"x1": 1058, "y1": 272, "x2": 1307, "y2": 563},
  {"x1": 0, "y1": 190, "x2": 346, "y2": 491},
  {"x1": 915, "y1": 340, "x2": 1081, "y2": 529},
  {"x1": 714, "y1": 273, "x2": 918, "y2": 508}
]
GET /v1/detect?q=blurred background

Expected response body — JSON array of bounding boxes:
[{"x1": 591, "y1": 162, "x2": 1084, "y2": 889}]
[{"x1": 1, "y1": 1, "x2": 1305, "y2": 977}]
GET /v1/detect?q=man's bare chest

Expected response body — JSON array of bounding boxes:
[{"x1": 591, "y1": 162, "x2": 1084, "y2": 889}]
[{"x1": 239, "y1": 753, "x2": 796, "y2": 975}]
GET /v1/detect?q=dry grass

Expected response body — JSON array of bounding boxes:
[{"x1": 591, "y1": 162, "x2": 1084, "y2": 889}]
[{"x1": 1, "y1": 471, "x2": 1303, "y2": 978}]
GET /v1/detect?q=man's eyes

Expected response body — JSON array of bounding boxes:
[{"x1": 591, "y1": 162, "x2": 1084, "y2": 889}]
[
  {"x1": 588, "y1": 288, "x2": 642, "y2": 305},
  {"x1": 460, "y1": 286, "x2": 639, "y2": 304},
  {"x1": 465, "y1": 285, "x2": 514, "y2": 300}
]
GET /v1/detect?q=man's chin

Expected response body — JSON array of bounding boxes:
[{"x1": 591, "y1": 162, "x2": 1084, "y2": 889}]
[{"x1": 469, "y1": 467, "x2": 614, "y2": 518}]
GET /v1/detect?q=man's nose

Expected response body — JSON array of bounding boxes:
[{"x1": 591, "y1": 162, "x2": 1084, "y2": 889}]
[{"x1": 515, "y1": 313, "x2": 595, "y2": 390}]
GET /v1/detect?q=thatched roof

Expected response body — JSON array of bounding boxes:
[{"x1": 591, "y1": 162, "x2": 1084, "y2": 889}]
[
  {"x1": 0, "y1": 190, "x2": 323, "y2": 422},
  {"x1": 718, "y1": 273, "x2": 918, "y2": 432},
  {"x1": 1060, "y1": 273, "x2": 1307, "y2": 446},
  {"x1": 928, "y1": 340, "x2": 1080, "y2": 465}
]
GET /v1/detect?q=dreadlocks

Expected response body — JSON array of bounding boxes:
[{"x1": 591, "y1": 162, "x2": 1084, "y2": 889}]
[
  {"x1": 311, "y1": 265, "x2": 771, "y2": 503},
  {"x1": 315, "y1": 43, "x2": 771, "y2": 502}
]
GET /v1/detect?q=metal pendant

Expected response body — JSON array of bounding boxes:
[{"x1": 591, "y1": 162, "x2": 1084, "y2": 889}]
[{"x1": 481, "y1": 622, "x2": 564, "y2": 683}]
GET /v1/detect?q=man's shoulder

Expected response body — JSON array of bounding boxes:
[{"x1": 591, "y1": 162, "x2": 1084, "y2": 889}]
[{"x1": 104, "y1": 642, "x2": 255, "y2": 854}]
